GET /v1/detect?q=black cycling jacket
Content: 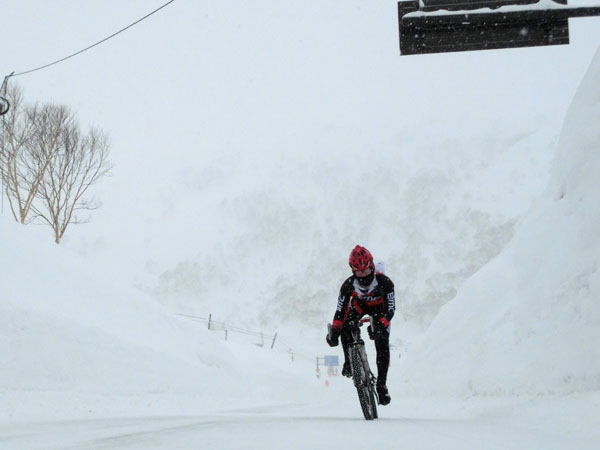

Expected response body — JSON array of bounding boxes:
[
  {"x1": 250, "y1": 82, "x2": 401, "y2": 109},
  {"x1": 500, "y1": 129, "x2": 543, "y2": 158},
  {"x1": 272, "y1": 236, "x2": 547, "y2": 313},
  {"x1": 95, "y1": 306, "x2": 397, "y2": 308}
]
[{"x1": 333, "y1": 273, "x2": 395, "y2": 325}]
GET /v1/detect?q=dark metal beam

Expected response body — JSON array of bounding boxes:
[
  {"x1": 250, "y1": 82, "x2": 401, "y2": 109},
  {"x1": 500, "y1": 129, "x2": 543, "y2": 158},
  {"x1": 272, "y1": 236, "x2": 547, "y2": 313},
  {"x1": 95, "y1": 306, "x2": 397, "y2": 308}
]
[{"x1": 398, "y1": 1, "x2": 600, "y2": 55}]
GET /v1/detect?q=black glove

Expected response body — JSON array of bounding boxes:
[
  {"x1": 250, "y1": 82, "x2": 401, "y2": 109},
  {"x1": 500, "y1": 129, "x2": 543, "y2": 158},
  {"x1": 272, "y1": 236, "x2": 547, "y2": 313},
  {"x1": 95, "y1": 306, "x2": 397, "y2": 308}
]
[
  {"x1": 326, "y1": 329, "x2": 340, "y2": 347},
  {"x1": 373, "y1": 318, "x2": 389, "y2": 340}
]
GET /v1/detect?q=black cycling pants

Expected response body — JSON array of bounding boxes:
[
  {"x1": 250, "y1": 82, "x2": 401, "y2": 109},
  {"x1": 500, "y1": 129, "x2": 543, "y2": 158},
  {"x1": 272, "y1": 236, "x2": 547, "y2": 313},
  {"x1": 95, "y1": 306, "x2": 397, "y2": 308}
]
[{"x1": 340, "y1": 319, "x2": 390, "y2": 386}]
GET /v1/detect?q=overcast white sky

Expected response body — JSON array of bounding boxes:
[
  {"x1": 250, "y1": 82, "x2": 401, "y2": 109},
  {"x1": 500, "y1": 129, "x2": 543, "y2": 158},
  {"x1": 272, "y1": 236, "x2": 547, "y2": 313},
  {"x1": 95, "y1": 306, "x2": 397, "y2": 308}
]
[
  {"x1": 4, "y1": 2, "x2": 600, "y2": 145},
  {"x1": 2, "y1": 2, "x2": 597, "y2": 208}
]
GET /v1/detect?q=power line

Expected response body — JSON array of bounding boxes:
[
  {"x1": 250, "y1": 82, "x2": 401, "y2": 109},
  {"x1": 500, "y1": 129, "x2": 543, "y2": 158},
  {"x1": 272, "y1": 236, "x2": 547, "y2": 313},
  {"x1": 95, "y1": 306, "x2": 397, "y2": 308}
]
[{"x1": 7, "y1": 0, "x2": 176, "y2": 79}]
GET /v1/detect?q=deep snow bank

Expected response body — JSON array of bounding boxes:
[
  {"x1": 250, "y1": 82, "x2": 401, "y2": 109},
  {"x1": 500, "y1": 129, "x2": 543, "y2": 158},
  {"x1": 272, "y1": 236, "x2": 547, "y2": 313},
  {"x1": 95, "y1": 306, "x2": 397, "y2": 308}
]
[
  {"x1": 398, "y1": 47, "x2": 600, "y2": 396},
  {"x1": 0, "y1": 218, "x2": 318, "y2": 421},
  {"x1": 0, "y1": 217, "x2": 230, "y2": 420}
]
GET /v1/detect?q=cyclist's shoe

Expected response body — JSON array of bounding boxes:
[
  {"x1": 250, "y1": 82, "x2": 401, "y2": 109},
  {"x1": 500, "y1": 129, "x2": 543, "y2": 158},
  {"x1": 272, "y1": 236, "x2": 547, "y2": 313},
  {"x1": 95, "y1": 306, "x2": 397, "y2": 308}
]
[
  {"x1": 377, "y1": 384, "x2": 391, "y2": 405},
  {"x1": 341, "y1": 362, "x2": 352, "y2": 378}
]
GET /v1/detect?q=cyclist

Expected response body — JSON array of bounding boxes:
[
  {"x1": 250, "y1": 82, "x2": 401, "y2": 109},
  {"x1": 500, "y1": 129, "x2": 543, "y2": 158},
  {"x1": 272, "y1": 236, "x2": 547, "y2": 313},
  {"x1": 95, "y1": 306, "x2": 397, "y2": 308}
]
[{"x1": 326, "y1": 245, "x2": 395, "y2": 405}]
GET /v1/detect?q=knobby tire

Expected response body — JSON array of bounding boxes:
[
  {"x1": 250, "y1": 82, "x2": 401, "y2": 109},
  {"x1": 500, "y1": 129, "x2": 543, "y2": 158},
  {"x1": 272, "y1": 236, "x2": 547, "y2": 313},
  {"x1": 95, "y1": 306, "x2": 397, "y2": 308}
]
[{"x1": 350, "y1": 344, "x2": 378, "y2": 420}]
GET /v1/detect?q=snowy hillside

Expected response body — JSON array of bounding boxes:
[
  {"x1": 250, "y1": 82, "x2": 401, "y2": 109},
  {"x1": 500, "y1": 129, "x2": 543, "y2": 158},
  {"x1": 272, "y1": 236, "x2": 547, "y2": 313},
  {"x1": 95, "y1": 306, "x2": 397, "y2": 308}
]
[
  {"x1": 399, "y1": 46, "x2": 600, "y2": 396},
  {"x1": 0, "y1": 217, "x2": 318, "y2": 421},
  {"x1": 148, "y1": 124, "x2": 555, "y2": 332}
]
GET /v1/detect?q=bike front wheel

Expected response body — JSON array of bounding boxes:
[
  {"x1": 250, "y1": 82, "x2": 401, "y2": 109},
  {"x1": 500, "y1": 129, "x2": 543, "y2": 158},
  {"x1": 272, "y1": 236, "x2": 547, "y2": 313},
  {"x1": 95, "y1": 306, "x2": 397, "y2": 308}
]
[{"x1": 350, "y1": 345, "x2": 378, "y2": 420}]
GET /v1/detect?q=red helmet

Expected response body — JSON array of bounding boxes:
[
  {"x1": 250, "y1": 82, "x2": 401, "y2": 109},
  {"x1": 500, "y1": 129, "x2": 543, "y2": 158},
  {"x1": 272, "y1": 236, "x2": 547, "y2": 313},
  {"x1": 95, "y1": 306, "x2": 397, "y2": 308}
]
[{"x1": 349, "y1": 245, "x2": 374, "y2": 271}]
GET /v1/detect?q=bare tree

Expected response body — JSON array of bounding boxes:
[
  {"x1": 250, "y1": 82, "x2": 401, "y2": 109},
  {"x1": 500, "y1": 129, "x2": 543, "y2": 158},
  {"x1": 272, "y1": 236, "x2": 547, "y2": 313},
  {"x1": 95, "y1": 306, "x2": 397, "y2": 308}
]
[
  {"x1": 1, "y1": 84, "x2": 112, "y2": 243},
  {"x1": 0, "y1": 86, "x2": 44, "y2": 223},
  {"x1": 34, "y1": 121, "x2": 112, "y2": 244}
]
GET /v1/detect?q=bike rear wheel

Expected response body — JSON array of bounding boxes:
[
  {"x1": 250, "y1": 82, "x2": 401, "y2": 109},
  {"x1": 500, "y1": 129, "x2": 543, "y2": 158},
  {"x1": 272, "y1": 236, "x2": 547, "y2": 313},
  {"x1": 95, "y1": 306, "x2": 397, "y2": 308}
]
[{"x1": 350, "y1": 345, "x2": 378, "y2": 420}]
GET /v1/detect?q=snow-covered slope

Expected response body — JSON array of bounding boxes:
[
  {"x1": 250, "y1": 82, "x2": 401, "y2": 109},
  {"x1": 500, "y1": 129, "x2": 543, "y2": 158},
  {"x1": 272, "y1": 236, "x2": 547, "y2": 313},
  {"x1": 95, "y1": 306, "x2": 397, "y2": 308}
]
[
  {"x1": 398, "y1": 47, "x2": 600, "y2": 396},
  {"x1": 0, "y1": 218, "x2": 317, "y2": 421}
]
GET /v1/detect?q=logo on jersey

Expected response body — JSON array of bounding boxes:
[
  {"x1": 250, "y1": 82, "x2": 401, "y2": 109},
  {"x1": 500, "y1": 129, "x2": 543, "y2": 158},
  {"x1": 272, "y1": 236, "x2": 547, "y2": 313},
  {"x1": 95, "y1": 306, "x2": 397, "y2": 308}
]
[
  {"x1": 336, "y1": 294, "x2": 346, "y2": 312},
  {"x1": 387, "y1": 292, "x2": 395, "y2": 310},
  {"x1": 360, "y1": 295, "x2": 383, "y2": 304}
]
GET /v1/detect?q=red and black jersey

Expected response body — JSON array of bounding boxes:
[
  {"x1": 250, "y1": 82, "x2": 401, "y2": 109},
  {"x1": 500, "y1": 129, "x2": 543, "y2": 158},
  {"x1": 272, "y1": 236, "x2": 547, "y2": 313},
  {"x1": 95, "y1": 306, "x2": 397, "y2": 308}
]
[{"x1": 332, "y1": 273, "x2": 395, "y2": 326}]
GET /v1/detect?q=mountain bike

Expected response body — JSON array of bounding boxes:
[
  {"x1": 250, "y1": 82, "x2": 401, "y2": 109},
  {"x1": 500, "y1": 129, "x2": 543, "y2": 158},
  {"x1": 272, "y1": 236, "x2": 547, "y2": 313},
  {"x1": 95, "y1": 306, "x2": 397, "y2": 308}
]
[{"x1": 328, "y1": 318, "x2": 379, "y2": 420}]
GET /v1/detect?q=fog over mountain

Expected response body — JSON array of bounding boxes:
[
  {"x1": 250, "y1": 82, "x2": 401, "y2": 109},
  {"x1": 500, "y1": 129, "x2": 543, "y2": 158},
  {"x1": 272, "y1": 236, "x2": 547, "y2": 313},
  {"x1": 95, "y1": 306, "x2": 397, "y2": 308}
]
[{"x1": 3, "y1": 3, "x2": 594, "y2": 336}]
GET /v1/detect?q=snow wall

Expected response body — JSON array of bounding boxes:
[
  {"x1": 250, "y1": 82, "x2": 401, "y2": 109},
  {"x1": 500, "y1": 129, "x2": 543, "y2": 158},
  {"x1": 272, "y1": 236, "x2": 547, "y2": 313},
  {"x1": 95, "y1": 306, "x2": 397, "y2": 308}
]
[{"x1": 398, "y1": 47, "x2": 600, "y2": 396}]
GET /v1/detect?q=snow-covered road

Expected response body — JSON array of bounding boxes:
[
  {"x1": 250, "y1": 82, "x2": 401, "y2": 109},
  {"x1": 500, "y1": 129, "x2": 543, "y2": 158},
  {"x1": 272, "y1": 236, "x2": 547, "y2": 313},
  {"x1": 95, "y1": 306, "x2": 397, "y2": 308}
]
[{"x1": 3, "y1": 394, "x2": 597, "y2": 450}]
